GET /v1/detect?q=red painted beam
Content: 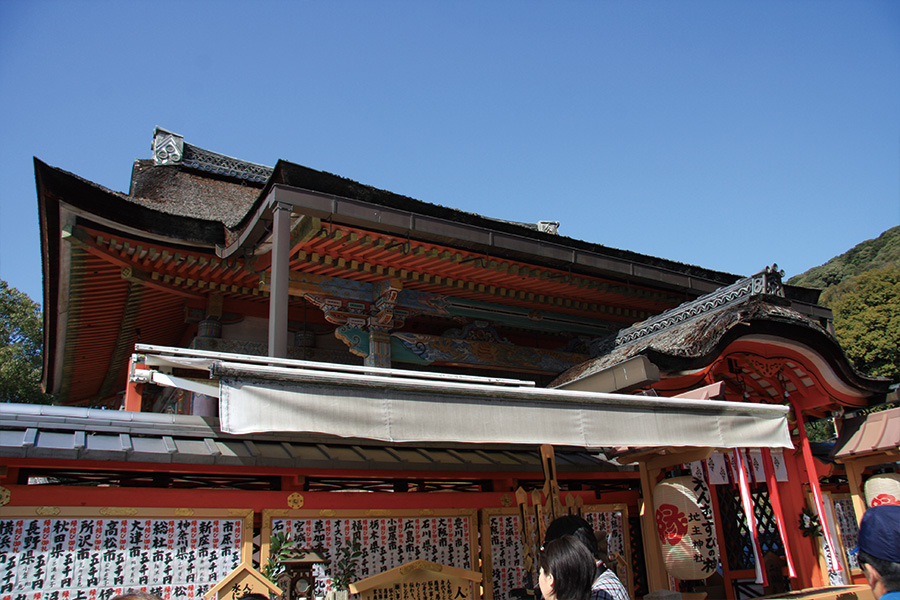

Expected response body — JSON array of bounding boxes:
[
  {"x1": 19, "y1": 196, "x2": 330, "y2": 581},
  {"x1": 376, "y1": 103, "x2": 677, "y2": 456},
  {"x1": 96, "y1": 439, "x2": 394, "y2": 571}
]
[{"x1": 0, "y1": 456, "x2": 639, "y2": 483}]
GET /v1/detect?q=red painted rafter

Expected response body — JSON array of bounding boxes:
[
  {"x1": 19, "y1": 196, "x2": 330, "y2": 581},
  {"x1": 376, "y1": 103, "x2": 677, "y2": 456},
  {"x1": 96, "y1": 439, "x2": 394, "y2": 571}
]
[{"x1": 287, "y1": 223, "x2": 679, "y2": 320}]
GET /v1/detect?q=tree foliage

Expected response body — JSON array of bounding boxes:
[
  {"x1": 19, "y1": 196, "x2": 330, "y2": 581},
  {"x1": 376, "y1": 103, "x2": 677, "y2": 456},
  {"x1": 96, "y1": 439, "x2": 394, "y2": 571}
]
[
  {"x1": 0, "y1": 279, "x2": 53, "y2": 403},
  {"x1": 788, "y1": 225, "x2": 900, "y2": 290},
  {"x1": 261, "y1": 532, "x2": 295, "y2": 584},
  {"x1": 804, "y1": 418, "x2": 836, "y2": 442},
  {"x1": 828, "y1": 266, "x2": 900, "y2": 378},
  {"x1": 787, "y1": 227, "x2": 900, "y2": 380}
]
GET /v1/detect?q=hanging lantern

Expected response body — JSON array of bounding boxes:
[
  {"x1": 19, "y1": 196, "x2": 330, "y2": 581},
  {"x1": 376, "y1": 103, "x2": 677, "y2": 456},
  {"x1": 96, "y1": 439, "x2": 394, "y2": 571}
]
[
  {"x1": 865, "y1": 473, "x2": 900, "y2": 507},
  {"x1": 653, "y1": 476, "x2": 720, "y2": 580}
]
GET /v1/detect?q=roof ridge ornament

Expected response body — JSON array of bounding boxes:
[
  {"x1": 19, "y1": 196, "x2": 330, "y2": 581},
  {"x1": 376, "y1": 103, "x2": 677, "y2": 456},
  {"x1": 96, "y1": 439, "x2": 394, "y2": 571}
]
[
  {"x1": 152, "y1": 127, "x2": 184, "y2": 165},
  {"x1": 537, "y1": 220, "x2": 560, "y2": 234},
  {"x1": 151, "y1": 127, "x2": 274, "y2": 183},
  {"x1": 592, "y1": 264, "x2": 785, "y2": 355}
]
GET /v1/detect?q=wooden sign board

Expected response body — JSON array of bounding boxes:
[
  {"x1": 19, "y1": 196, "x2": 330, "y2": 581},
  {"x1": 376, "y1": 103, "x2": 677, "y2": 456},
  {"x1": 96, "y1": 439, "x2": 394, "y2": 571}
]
[
  {"x1": 829, "y1": 494, "x2": 861, "y2": 572},
  {"x1": 756, "y1": 584, "x2": 875, "y2": 600},
  {"x1": 0, "y1": 506, "x2": 253, "y2": 600},
  {"x1": 261, "y1": 509, "x2": 477, "y2": 600},
  {"x1": 349, "y1": 560, "x2": 482, "y2": 600},
  {"x1": 204, "y1": 562, "x2": 282, "y2": 600},
  {"x1": 810, "y1": 492, "x2": 853, "y2": 586}
]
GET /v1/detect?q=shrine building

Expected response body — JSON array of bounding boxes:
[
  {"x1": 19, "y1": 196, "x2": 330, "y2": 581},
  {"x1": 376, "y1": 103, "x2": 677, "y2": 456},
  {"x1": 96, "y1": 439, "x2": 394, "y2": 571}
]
[{"x1": 0, "y1": 128, "x2": 895, "y2": 600}]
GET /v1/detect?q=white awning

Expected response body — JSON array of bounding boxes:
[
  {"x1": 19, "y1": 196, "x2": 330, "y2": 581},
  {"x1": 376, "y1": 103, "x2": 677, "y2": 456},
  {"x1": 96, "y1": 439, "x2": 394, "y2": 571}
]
[
  {"x1": 211, "y1": 363, "x2": 791, "y2": 449},
  {"x1": 133, "y1": 345, "x2": 791, "y2": 449}
]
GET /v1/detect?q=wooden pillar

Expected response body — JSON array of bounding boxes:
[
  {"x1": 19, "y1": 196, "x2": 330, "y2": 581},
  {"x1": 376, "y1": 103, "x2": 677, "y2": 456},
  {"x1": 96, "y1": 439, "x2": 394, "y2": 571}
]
[
  {"x1": 268, "y1": 202, "x2": 292, "y2": 358},
  {"x1": 639, "y1": 461, "x2": 669, "y2": 593},
  {"x1": 631, "y1": 448, "x2": 715, "y2": 594},
  {"x1": 365, "y1": 279, "x2": 401, "y2": 369},
  {"x1": 491, "y1": 478, "x2": 517, "y2": 492},
  {"x1": 0, "y1": 465, "x2": 17, "y2": 485},
  {"x1": 843, "y1": 460, "x2": 867, "y2": 526},
  {"x1": 281, "y1": 474, "x2": 305, "y2": 491},
  {"x1": 364, "y1": 326, "x2": 392, "y2": 369},
  {"x1": 793, "y1": 403, "x2": 841, "y2": 588}
]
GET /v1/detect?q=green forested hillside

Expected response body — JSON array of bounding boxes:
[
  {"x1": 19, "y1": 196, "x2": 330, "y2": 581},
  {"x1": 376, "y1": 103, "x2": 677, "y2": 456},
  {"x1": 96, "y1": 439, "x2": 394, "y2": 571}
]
[
  {"x1": 788, "y1": 226, "x2": 900, "y2": 290},
  {"x1": 787, "y1": 226, "x2": 900, "y2": 379}
]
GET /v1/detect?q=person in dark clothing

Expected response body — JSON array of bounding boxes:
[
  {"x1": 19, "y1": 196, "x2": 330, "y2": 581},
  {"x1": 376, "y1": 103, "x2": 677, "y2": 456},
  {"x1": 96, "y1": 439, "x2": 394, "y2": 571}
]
[
  {"x1": 543, "y1": 515, "x2": 629, "y2": 600},
  {"x1": 111, "y1": 593, "x2": 162, "y2": 600},
  {"x1": 857, "y1": 504, "x2": 900, "y2": 600}
]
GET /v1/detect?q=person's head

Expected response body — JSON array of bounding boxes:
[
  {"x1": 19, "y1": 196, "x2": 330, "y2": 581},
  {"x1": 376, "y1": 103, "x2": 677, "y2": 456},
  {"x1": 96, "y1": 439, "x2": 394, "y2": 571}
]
[
  {"x1": 238, "y1": 595, "x2": 271, "y2": 600},
  {"x1": 544, "y1": 515, "x2": 601, "y2": 561},
  {"x1": 857, "y1": 504, "x2": 900, "y2": 598},
  {"x1": 111, "y1": 593, "x2": 162, "y2": 600},
  {"x1": 538, "y1": 535, "x2": 595, "y2": 600}
]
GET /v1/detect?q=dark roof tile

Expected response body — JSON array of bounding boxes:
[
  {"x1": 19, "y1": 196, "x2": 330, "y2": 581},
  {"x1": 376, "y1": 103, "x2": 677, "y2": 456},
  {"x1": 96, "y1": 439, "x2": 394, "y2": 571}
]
[
  {"x1": 129, "y1": 159, "x2": 261, "y2": 229},
  {"x1": 551, "y1": 294, "x2": 891, "y2": 395}
]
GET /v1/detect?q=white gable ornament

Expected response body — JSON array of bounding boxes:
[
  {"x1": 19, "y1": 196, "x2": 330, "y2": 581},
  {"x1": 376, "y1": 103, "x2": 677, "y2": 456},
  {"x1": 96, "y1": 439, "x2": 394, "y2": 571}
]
[{"x1": 204, "y1": 562, "x2": 283, "y2": 600}]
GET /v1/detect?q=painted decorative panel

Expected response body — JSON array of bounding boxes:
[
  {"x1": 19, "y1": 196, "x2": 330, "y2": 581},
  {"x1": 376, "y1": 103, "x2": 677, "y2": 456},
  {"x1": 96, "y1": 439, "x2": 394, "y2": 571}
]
[{"x1": 0, "y1": 507, "x2": 252, "y2": 600}]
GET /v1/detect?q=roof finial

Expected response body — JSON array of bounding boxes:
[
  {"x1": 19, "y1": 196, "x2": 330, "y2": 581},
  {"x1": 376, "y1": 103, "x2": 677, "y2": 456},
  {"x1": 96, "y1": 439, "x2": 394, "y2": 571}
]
[
  {"x1": 537, "y1": 221, "x2": 560, "y2": 235},
  {"x1": 152, "y1": 127, "x2": 184, "y2": 165}
]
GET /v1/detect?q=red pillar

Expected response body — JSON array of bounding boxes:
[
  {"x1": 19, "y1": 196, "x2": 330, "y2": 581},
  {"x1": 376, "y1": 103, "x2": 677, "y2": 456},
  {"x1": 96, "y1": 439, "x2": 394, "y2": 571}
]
[
  {"x1": 776, "y1": 446, "x2": 824, "y2": 589},
  {"x1": 124, "y1": 358, "x2": 149, "y2": 412}
]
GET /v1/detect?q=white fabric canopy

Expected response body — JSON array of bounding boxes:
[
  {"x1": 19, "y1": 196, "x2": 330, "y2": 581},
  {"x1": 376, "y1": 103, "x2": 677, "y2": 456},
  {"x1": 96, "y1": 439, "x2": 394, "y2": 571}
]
[{"x1": 212, "y1": 361, "x2": 792, "y2": 449}]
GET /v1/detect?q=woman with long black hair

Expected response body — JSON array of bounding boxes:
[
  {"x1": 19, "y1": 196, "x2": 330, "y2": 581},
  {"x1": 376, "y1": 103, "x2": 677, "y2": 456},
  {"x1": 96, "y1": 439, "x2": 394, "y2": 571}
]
[{"x1": 538, "y1": 535, "x2": 596, "y2": 600}]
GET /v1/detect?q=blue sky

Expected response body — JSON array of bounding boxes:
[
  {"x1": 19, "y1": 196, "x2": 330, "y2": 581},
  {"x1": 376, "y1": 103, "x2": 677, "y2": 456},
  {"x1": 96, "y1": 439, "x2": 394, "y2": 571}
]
[{"x1": 1, "y1": 0, "x2": 898, "y2": 306}]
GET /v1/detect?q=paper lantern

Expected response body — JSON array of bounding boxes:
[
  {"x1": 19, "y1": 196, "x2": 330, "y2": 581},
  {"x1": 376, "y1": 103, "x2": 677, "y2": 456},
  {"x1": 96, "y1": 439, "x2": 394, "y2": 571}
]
[
  {"x1": 865, "y1": 473, "x2": 900, "y2": 507},
  {"x1": 653, "y1": 476, "x2": 719, "y2": 580}
]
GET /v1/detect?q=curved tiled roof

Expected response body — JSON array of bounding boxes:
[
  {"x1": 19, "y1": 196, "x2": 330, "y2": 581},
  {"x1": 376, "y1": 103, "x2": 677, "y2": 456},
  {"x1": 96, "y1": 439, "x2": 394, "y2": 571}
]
[
  {"x1": 551, "y1": 292, "x2": 889, "y2": 396},
  {"x1": 54, "y1": 127, "x2": 747, "y2": 289},
  {"x1": 35, "y1": 128, "x2": 836, "y2": 405},
  {"x1": 232, "y1": 158, "x2": 743, "y2": 287},
  {"x1": 833, "y1": 406, "x2": 900, "y2": 460},
  {"x1": 35, "y1": 158, "x2": 226, "y2": 245}
]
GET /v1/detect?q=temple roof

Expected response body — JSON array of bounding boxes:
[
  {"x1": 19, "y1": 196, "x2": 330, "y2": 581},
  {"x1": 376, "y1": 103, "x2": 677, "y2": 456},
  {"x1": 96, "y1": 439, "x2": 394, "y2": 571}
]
[
  {"x1": 551, "y1": 267, "x2": 890, "y2": 398},
  {"x1": 129, "y1": 159, "x2": 262, "y2": 229},
  {"x1": 39, "y1": 131, "x2": 749, "y2": 289},
  {"x1": 555, "y1": 295, "x2": 829, "y2": 376},
  {"x1": 34, "y1": 128, "x2": 840, "y2": 405},
  {"x1": 35, "y1": 158, "x2": 226, "y2": 245},
  {"x1": 140, "y1": 127, "x2": 743, "y2": 285},
  {"x1": 229, "y1": 158, "x2": 742, "y2": 285}
]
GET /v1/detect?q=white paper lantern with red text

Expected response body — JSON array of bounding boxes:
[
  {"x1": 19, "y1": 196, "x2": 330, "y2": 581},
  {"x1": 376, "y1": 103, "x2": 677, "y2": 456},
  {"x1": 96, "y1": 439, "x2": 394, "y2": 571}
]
[
  {"x1": 865, "y1": 473, "x2": 900, "y2": 507},
  {"x1": 653, "y1": 476, "x2": 720, "y2": 580}
]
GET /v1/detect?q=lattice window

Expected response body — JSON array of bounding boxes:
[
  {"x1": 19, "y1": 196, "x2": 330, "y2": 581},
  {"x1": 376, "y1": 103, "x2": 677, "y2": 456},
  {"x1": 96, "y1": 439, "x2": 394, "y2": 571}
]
[{"x1": 716, "y1": 486, "x2": 784, "y2": 571}]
